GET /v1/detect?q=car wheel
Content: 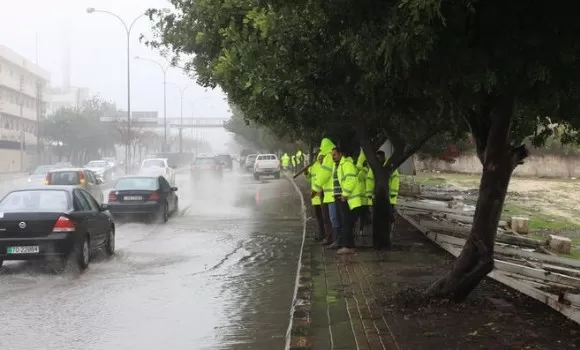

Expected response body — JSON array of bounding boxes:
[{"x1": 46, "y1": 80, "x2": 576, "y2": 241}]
[
  {"x1": 73, "y1": 235, "x2": 90, "y2": 271},
  {"x1": 105, "y1": 226, "x2": 115, "y2": 256},
  {"x1": 157, "y1": 202, "x2": 169, "y2": 223}
]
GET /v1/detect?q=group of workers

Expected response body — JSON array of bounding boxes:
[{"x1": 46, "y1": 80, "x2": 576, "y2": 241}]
[
  {"x1": 281, "y1": 150, "x2": 306, "y2": 172},
  {"x1": 305, "y1": 137, "x2": 400, "y2": 253}
]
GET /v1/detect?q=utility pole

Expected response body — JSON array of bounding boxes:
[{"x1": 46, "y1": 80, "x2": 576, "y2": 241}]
[
  {"x1": 19, "y1": 75, "x2": 25, "y2": 172},
  {"x1": 36, "y1": 81, "x2": 43, "y2": 165}
]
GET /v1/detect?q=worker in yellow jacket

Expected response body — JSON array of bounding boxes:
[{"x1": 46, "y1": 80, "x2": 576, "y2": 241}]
[
  {"x1": 355, "y1": 150, "x2": 371, "y2": 236},
  {"x1": 329, "y1": 145, "x2": 362, "y2": 254},
  {"x1": 305, "y1": 151, "x2": 327, "y2": 241},
  {"x1": 311, "y1": 138, "x2": 338, "y2": 246},
  {"x1": 367, "y1": 150, "x2": 400, "y2": 249},
  {"x1": 281, "y1": 153, "x2": 290, "y2": 170}
]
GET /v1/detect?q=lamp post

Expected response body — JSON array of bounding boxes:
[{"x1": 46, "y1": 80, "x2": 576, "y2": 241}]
[
  {"x1": 167, "y1": 83, "x2": 193, "y2": 153},
  {"x1": 135, "y1": 57, "x2": 171, "y2": 152},
  {"x1": 86, "y1": 7, "x2": 145, "y2": 173}
]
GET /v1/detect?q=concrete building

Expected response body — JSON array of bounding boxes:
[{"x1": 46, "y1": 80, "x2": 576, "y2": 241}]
[
  {"x1": 0, "y1": 45, "x2": 50, "y2": 172},
  {"x1": 46, "y1": 86, "x2": 90, "y2": 115}
]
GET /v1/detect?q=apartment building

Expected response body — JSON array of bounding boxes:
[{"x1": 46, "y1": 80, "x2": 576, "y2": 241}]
[{"x1": 0, "y1": 45, "x2": 50, "y2": 172}]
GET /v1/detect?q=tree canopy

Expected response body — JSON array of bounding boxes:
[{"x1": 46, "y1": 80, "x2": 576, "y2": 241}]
[{"x1": 148, "y1": 0, "x2": 580, "y2": 300}]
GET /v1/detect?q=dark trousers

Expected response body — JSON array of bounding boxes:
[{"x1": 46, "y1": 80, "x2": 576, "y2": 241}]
[
  {"x1": 335, "y1": 198, "x2": 354, "y2": 248},
  {"x1": 321, "y1": 203, "x2": 333, "y2": 242},
  {"x1": 313, "y1": 205, "x2": 325, "y2": 239},
  {"x1": 355, "y1": 206, "x2": 369, "y2": 232},
  {"x1": 373, "y1": 193, "x2": 396, "y2": 249}
]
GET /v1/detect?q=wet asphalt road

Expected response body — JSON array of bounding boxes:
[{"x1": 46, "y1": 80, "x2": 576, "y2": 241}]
[{"x1": 0, "y1": 169, "x2": 304, "y2": 350}]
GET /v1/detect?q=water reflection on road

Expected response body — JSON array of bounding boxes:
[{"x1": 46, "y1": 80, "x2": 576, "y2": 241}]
[{"x1": 0, "y1": 169, "x2": 304, "y2": 350}]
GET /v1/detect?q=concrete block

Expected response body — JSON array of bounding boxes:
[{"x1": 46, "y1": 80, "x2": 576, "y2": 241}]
[
  {"x1": 509, "y1": 216, "x2": 530, "y2": 234},
  {"x1": 549, "y1": 235, "x2": 572, "y2": 255}
]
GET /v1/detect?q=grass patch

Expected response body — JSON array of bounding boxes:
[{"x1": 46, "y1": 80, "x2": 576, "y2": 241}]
[
  {"x1": 502, "y1": 202, "x2": 580, "y2": 231},
  {"x1": 414, "y1": 172, "x2": 481, "y2": 187}
]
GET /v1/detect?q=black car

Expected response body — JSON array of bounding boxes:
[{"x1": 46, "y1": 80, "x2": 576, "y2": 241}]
[
  {"x1": 215, "y1": 153, "x2": 233, "y2": 170},
  {"x1": 0, "y1": 186, "x2": 115, "y2": 271},
  {"x1": 190, "y1": 157, "x2": 223, "y2": 180},
  {"x1": 107, "y1": 175, "x2": 179, "y2": 223}
]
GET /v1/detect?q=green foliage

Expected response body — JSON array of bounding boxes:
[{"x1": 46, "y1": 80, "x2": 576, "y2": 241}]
[
  {"x1": 41, "y1": 98, "x2": 117, "y2": 164},
  {"x1": 224, "y1": 103, "x2": 306, "y2": 152}
]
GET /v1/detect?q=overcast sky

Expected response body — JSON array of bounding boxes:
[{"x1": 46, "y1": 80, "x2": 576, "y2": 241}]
[{"x1": 0, "y1": 0, "x2": 233, "y2": 152}]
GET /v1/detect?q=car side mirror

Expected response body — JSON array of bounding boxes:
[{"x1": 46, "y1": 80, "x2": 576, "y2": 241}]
[
  {"x1": 100, "y1": 203, "x2": 110, "y2": 211},
  {"x1": 97, "y1": 179, "x2": 103, "y2": 185},
  {"x1": 171, "y1": 187, "x2": 178, "y2": 191}
]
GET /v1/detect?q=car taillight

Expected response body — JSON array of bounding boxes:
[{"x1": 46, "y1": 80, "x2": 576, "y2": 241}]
[
  {"x1": 108, "y1": 191, "x2": 117, "y2": 202},
  {"x1": 52, "y1": 216, "x2": 75, "y2": 232},
  {"x1": 44, "y1": 173, "x2": 51, "y2": 185},
  {"x1": 149, "y1": 191, "x2": 160, "y2": 201},
  {"x1": 79, "y1": 171, "x2": 86, "y2": 184}
]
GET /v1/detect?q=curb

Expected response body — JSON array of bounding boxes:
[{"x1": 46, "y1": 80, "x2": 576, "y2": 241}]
[{"x1": 285, "y1": 175, "x2": 313, "y2": 350}]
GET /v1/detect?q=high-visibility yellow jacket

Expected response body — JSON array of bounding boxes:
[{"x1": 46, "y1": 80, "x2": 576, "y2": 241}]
[
  {"x1": 281, "y1": 153, "x2": 290, "y2": 167},
  {"x1": 355, "y1": 152, "x2": 369, "y2": 206},
  {"x1": 312, "y1": 138, "x2": 336, "y2": 194},
  {"x1": 322, "y1": 163, "x2": 335, "y2": 204},
  {"x1": 306, "y1": 154, "x2": 322, "y2": 205},
  {"x1": 367, "y1": 158, "x2": 400, "y2": 205},
  {"x1": 291, "y1": 155, "x2": 296, "y2": 166},
  {"x1": 337, "y1": 156, "x2": 362, "y2": 210}
]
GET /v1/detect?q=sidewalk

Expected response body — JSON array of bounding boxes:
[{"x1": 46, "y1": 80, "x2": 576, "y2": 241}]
[{"x1": 293, "y1": 182, "x2": 580, "y2": 349}]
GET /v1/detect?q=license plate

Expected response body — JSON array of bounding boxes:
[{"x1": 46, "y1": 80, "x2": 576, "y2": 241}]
[
  {"x1": 7, "y1": 246, "x2": 39, "y2": 254},
  {"x1": 124, "y1": 196, "x2": 143, "y2": 200}
]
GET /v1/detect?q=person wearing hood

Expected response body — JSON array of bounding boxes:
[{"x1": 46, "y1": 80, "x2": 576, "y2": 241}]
[
  {"x1": 355, "y1": 150, "x2": 371, "y2": 236},
  {"x1": 281, "y1": 153, "x2": 290, "y2": 170},
  {"x1": 304, "y1": 150, "x2": 327, "y2": 241},
  {"x1": 311, "y1": 138, "x2": 339, "y2": 244}
]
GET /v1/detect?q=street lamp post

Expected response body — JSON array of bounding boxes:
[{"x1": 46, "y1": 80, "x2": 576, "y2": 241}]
[
  {"x1": 135, "y1": 57, "x2": 171, "y2": 152},
  {"x1": 86, "y1": 7, "x2": 145, "y2": 173},
  {"x1": 167, "y1": 83, "x2": 193, "y2": 153}
]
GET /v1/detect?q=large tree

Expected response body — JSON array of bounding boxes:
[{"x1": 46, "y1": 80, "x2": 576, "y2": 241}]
[{"x1": 148, "y1": 0, "x2": 580, "y2": 301}]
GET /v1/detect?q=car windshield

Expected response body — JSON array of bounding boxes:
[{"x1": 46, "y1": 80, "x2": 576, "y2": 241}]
[
  {"x1": 115, "y1": 177, "x2": 159, "y2": 190},
  {"x1": 195, "y1": 157, "x2": 217, "y2": 165},
  {"x1": 48, "y1": 171, "x2": 80, "y2": 185},
  {"x1": 86, "y1": 161, "x2": 107, "y2": 168},
  {"x1": 32, "y1": 165, "x2": 53, "y2": 175},
  {"x1": 142, "y1": 159, "x2": 165, "y2": 168},
  {"x1": 0, "y1": 190, "x2": 69, "y2": 212}
]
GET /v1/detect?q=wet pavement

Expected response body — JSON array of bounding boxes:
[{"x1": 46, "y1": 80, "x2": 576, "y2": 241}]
[{"x1": 0, "y1": 169, "x2": 304, "y2": 350}]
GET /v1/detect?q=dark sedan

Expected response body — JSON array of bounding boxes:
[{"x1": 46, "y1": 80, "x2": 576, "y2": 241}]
[
  {"x1": 0, "y1": 186, "x2": 115, "y2": 271},
  {"x1": 190, "y1": 156, "x2": 223, "y2": 180},
  {"x1": 215, "y1": 153, "x2": 233, "y2": 170},
  {"x1": 107, "y1": 175, "x2": 179, "y2": 223}
]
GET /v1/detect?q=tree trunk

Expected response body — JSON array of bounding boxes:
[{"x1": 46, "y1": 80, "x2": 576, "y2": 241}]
[{"x1": 426, "y1": 95, "x2": 526, "y2": 301}]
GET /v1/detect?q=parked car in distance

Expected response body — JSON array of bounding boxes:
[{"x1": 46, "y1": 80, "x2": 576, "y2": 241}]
[
  {"x1": 139, "y1": 158, "x2": 175, "y2": 185},
  {"x1": 244, "y1": 154, "x2": 258, "y2": 172},
  {"x1": 45, "y1": 168, "x2": 105, "y2": 204},
  {"x1": 28, "y1": 165, "x2": 55, "y2": 185},
  {"x1": 253, "y1": 154, "x2": 281, "y2": 180},
  {"x1": 0, "y1": 186, "x2": 115, "y2": 271},
  {"x1": 215, "y1": 153, "x2": 233, "y2": 170},
  {"x1": 190, "y1": 156, "x2": 223, "y2": 180},
  {"x1": 107, "y1": 175, "x2": 179, "y2": 223}
]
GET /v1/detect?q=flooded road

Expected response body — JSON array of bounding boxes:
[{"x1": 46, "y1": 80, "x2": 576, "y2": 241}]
[{"x1": 0, "y1": 170, "x2": 304, "y2": 350}]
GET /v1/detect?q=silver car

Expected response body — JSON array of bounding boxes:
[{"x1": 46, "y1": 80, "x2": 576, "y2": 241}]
[{"x1": 45, "y1": 168, "x2": 105, "y2": 204}]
